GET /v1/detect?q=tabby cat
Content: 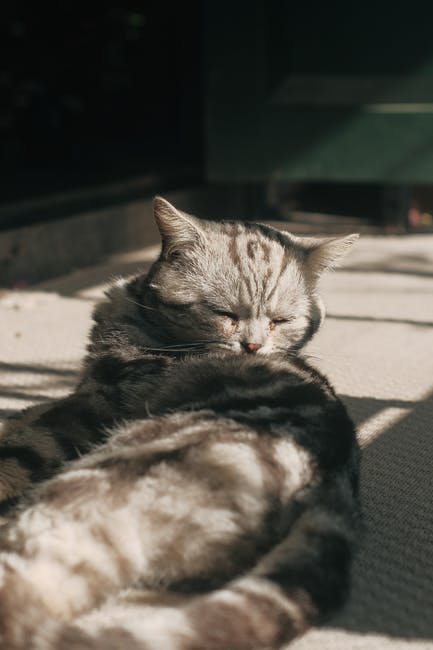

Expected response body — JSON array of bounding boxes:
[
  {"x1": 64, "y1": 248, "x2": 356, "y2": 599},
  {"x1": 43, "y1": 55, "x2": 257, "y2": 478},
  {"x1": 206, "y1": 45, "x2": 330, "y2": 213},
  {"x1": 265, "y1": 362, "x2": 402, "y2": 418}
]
[
  {"x1": 0, "y1": 352, "x2": 359, "y2": 650},
  {"x1": 0, "y1": 198, "x2": 360, "y2": 649},
  {"x1": 0, "y1": 197, "x2": 358, "y2": 507}
]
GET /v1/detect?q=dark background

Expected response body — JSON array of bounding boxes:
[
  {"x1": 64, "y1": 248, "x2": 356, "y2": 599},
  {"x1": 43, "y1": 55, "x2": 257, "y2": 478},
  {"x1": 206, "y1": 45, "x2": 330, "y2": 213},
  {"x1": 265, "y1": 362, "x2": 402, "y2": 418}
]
[
  {"x1": 2, "y1": 1, "x2": 433, "y2": 234},
  {"x1": 0, "y1": 3, "x2": 203, "y2": 207}
]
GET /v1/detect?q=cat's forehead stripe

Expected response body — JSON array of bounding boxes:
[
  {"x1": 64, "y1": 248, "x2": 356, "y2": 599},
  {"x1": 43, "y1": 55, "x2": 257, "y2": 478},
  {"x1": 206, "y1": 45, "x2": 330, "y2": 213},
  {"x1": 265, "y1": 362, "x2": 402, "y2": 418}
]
[
  {"x1": 222, "y1": 228, "x2": 293, "y2": 308},
  {"x1": 266, "y1": 251, "x2": 293, "y2": 304},
  {"x1": 228, "y1": 236, "x2": 239, "y2": 265}
]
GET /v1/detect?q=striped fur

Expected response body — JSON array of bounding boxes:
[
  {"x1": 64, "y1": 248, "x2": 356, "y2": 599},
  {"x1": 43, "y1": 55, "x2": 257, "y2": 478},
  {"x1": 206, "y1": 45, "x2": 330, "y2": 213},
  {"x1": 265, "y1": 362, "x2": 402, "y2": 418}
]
[
  {"x1": 0, "y1": 354, "x2": 360, "y2": 649},
  {"x1": 0, "y1": 197, "x2": 358, "y2": 507}
]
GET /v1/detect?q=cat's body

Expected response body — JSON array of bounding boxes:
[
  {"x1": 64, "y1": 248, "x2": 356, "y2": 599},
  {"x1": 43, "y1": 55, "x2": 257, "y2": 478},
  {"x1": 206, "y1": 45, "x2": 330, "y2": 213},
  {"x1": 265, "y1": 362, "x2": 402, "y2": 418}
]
[
  {"x1": 0, "y1": 197, "x2": 361, "y2": 647},
  {"x1": 0, "y1": 352, "x2": 359, "y2": 650},
  {"x1": 0, "y1": 198, "x2": 357, "y2": 507}
]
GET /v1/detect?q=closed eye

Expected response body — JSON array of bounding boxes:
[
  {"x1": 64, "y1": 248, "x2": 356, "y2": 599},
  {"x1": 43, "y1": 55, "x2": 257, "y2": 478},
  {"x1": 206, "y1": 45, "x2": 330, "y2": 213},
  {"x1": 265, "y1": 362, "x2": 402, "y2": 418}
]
[
  {"x1": 271, "y1": 317, "x2": 291, "y2": 324},
  {"x1": 213, "y1": 309, "x2": 239, "y2": 322}
]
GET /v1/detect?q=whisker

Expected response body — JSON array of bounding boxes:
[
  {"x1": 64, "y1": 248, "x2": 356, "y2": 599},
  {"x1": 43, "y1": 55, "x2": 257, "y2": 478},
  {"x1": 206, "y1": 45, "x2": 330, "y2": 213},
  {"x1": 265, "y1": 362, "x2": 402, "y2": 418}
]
[
  {"x1": 142, "y1": 340, "x2": 223, "y2": 353},
  {"x1": 153, "y1": 340, "x2": 219, "y2": 349},
  {"x1": 303, "y1": 353, "x2": 323, "y2": 361},
  {"x1": 144, "y1": 348, "x2": 204, "y2": 353},
  {"x1": 125, "y1": 296, "x2": 157, "y2": 311},
  {"x1": 124, "y1": 295, "x2": 225, "y2": 350},
  {"x1": 143, "y1": 347, "x2": 209, "y2": 354}
]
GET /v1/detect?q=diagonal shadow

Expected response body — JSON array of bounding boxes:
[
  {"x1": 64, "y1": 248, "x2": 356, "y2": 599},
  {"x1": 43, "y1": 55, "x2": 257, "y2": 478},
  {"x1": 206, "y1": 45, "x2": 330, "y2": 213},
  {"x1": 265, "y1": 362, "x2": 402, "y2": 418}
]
[
  {"x1": 328, "y1": 314, "x2": 433, "y2": 328},
  {"x1": 0, "y1": 362, "x2": 79, "y2": 419},
  {"x1": 37, "y1": 259, "x2": 154, "y2": 299},
  {"x1": 340, "y1": 394, "x2": 418, "y2": 428},
  {"x1": 0, "y1": 377, "x2": 78, "y2": 403},
  {"x1": 0, "y1": 390, "x2": 54, "y2": 403},
  {"x1": 0, "y1": 361, "x2": 78, "y2": 377},
  {"x1": 341, "y1": 265, "x2": 433, "y2": 279},
  {"x1": 329, "y1": 388, "x2": 433, "y2": 640}
]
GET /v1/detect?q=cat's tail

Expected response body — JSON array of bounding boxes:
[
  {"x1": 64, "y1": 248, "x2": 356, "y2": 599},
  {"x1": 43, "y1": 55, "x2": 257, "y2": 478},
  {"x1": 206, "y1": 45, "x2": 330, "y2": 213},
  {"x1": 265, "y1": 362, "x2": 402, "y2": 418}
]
[{"x1": 0, "y1": 489, "x2": 358, "y2": 650}]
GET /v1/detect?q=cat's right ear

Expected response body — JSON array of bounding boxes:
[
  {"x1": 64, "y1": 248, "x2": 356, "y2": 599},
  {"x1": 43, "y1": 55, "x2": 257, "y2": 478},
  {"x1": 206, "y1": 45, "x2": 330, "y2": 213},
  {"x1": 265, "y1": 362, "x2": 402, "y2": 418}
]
[
  {"x1": 153, "y1": 197, "x2": 206, "y2": 259},
  {"x1": 285, "y1": 232, "x2": 359, "y2": 278}
]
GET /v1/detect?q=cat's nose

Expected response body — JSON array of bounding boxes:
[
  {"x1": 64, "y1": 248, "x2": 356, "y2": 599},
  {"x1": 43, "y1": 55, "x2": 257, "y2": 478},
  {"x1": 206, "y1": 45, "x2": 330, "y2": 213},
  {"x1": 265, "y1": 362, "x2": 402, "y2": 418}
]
[{"x1": 241, "y1": 342, "x2": 263, "y2": 354}]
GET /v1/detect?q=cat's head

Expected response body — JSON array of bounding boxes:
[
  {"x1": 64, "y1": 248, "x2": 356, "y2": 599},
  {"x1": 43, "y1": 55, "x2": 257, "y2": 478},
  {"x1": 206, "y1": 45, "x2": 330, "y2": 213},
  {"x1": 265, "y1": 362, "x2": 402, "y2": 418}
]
[{"x1": 135, "y1": 197, "x2": 358, "y2": 356}]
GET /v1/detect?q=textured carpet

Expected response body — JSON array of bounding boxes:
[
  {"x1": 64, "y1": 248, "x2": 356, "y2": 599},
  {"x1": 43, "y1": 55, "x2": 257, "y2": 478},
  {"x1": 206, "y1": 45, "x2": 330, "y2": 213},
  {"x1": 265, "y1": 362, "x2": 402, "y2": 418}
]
[{"x1": 1, "y1": 233, "x2": 433, "y2": 648}]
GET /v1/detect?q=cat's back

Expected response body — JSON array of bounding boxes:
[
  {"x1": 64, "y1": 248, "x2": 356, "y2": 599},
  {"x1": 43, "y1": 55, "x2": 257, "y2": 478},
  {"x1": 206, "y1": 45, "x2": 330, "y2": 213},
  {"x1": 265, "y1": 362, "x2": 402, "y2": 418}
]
[{"x1": 124, "y1": 352, "x2": 358, "y2": 482}]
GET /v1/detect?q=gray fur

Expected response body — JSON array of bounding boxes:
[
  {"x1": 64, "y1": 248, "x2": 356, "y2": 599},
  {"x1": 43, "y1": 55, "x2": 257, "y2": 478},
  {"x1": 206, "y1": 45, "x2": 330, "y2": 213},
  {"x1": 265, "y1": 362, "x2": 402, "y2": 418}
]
[
  {"x1": 0, "y1": 353, "x2": 360, "y2": 649},
  {"x1": 0, "y1": 197, "x2": 360, "y2": 648},
  {"x1": 0, "y1": 197, "x2": 357, "y2": 505}
]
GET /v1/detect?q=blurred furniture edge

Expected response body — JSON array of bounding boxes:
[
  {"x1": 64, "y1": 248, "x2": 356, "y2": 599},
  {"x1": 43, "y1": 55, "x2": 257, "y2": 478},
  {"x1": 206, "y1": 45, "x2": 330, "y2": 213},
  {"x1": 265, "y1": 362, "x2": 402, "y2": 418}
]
[
  {"x1": 203, "y1": 1, "x2": 433, "y2": 234},
  {"x1": 205, "y1": 1, "x2": 433, "y2": 186}
]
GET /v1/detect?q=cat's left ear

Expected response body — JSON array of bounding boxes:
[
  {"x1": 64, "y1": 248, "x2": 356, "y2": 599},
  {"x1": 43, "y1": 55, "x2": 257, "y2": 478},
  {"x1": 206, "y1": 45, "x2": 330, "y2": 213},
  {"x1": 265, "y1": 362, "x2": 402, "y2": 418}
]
[
  {"x1": 288, "y1": 233, "x2": 359, "y2": 277},
  {"x1": 153, "y1": 196, "x2": 206, "y2": 258}
]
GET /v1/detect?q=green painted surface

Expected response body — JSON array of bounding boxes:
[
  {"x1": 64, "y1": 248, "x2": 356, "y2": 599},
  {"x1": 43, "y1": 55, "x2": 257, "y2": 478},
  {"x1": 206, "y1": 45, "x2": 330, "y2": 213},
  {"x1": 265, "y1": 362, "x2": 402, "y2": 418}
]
[{"x1": 205, "y1": 1, "x2": 433, "y2": 183}]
